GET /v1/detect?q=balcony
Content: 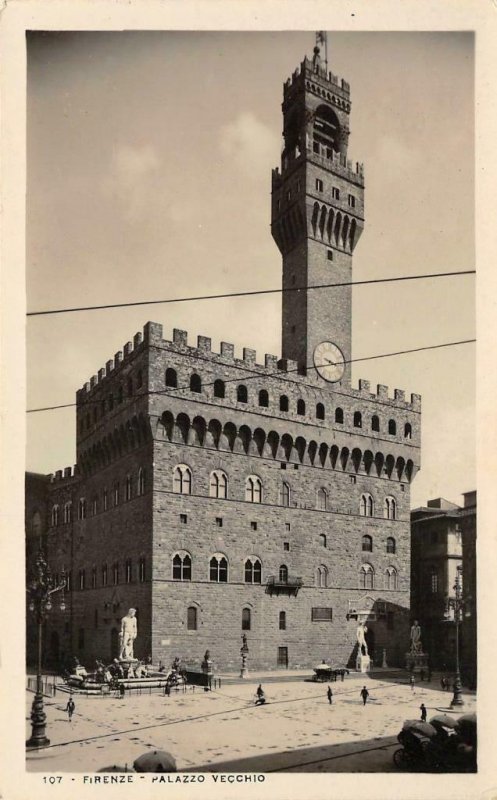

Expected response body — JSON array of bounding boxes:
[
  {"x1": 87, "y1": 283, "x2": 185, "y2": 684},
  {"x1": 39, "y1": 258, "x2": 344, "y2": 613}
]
[{"x1": 266, "y1": 575, "x2": 303, "y2": 597}]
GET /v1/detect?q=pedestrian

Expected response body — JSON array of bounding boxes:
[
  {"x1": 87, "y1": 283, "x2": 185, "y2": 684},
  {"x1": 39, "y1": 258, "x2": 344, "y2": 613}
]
[
  {"x1": 360, "y1": 686, "x2": 369, "y2": 706},
  {"x1": 420, "y1": 703, "x2": 427, "y2": 722},
  {"x1": 255, "y1": 684, "x2": 266, "y2": 706},
  {"x1": 420, "y1": 668, "x2": 425, "y2": 682},
  {"x1": 341, "y1": 670, "x2": 345, "y2": 682},
  {"x1": 327, "y1": 686, "x2": 333, "y2": 705},
  {"x1": 410, "y1": 673, "x2": 415, "y2": 692},
  {"x1": 164, "y1": 682, "x2": 171, "y2": 697},
  {"x1": 119, "y1": 683, "x2": 125, "y2": 698},
  {"x1": 65, "y1": 696, "x2": 75, "y2": 722}
]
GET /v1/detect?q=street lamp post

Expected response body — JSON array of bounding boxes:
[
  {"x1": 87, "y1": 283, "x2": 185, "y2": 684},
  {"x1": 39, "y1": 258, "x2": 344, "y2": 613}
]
[
  {"x1": 444, "y1": 564, "x2": 465, "y2": 708},
  {"x1": 26, "y1": 550, "x2": 66, "y2": 748}
]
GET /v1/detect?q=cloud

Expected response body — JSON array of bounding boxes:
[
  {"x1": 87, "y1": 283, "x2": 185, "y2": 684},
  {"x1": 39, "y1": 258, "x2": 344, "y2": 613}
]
[
  {"x1": 219, "y1": 112, "x2": 279, "y2": 179},
  {"x1": 101, "y1": 143, "x2": 161, "y2": 221}
]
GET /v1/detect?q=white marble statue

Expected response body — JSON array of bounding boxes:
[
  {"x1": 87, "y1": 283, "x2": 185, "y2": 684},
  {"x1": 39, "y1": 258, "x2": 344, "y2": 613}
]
[
  {"x1": 356, "y1": 622, "x2": 368, "y2": 656},
  {"x1": 119, "y1": 608, "x2": 137, "y2": 660}
]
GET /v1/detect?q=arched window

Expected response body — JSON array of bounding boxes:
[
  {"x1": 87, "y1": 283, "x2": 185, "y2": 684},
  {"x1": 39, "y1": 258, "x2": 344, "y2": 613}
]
[
  {"x1": 101, "y1": 564, "x2": 108, "y2": 587},
  {"x1": 279, "y1": 564, "x2": 288, "y2": 583},
  {"x1": 388, "y1": 419, "x2": 397, "y2": 435},
  {"x1": 360, "y1": 493, "x2": 374, "y2": 517},
  {"x1": 138, "y1": 468, "x2": 146, "y2": 496},
  {"x1": 384, "y1": 496, "x2": 397, "y2": 520},
  {"x1": 353, "y1": 411, "x2": 362, "y2": 428},
  {"x1": 78, "y1": 498, "x2": 87, "y2": 520},
  {"x1": 51, "y1": 505, "x2": 60, "y2": 527},
  {"x1": 92, "y1": 497, "x2": 98, "y2": 516},
  {"x1": 386, "y1": 566, "x2": 398, "y2": 590},
  {"x1": 214, "y1": 379, "x2": 225, "y2": 398},
  {"x1": 127, "y1": 377, "x2": 133, "y2": 397},
  {"x1": 316, "y1": 402, "x2": 325, "y2": 420},
  {"x1": 112, "y1": 562, "x2": 119, "y2": 585},
  {"x1": 210, "y1": 554, "x2": 228, "y2": 583},
  {"x1": 108, "y1": 393, "x2": 114, "y2": 411},
  {"x1": 209, "y1": 470, "x2": 228, "y2": 499},
  {"x1": 125, "y1": 474, "x2": 132, "y2": 501},
  {"x1": 317, "y1": 488, "x2": 327, "y2": 511},
  {"x1": 279, "y1": 611, "x2": 286, "y2": 630},
  {"x1": 63, "y1": 502, "x2": 72, "y2": 524},
  {"x1": 237, "y1": 385, "x2": 248, "y2": 403},
  {"x1": 386, "y1": 536, "x2": 396, "y2": 554},
  {"x1": 316, "y1": 564, "x2": 329, "y2": 588},
  {"x1": 245, "y1": 475, "x2": 262, "y2": 503},
  {"x1": 172, "y1": 552, "x2": 192, "y2": 581},
  {"x1": 190, "y1": 374, "x2": 202, "y2": 393},
  {"x1": 173, "y1": 464, "x2": 192, "y2": 495},
  {"x1": 335, "y1": 407, "x2": 344, "y2": 424},
  {"x1": 430, "y1": 567, "x2": 438, "y2": 594},
  {"x1": 280, "y1": 395, "x2": 289, "y2": 412},
  {"x1": 113, "y1": 483, "x2": 120, "y2": 507},
  {"x1": 244, "y1": 558, "x2": 262, "y2": 584},
  {"x1": 125, "y1": 559, "x2": 132, "y2": 584},
  {"x1": 281, "y1": 482, "x2": 290, "y2": 507},
  {"x1": 319, "y1": 533, "x2": 327, "y2": 548},
  {"x1": 360, "y1": 563, "x2": 374, "y2": 589},
  {"x1": 187, "y1": 606, "x2": 198, "y2": 631},
  {"x1": 242, "y1": 608, "x2": 251, "y2": 630},
  {"x1": 259, "y1": 389, "x2": 269, "y2": 408},
  {"x1": 371, "y1": 415, "x2": 380, "y2": 432},
  {"x1": 297, "y1": 399, "x2": 306, "y2": 415},
  {"x1": 136, "y1": 370, "x2": 143, "y2": 389},
  {"x1": 404, "y1": 422, "x2": 412, "y2": 439},
  {"x1": 165, "y1": 368, "x2": 177, "y2": 388},
  {"x1": 117, "y1": 386, "x2": 124, "y2": 404},
  {"x1": 362, "y1": 534, "x2": 373, "y2": 552}
]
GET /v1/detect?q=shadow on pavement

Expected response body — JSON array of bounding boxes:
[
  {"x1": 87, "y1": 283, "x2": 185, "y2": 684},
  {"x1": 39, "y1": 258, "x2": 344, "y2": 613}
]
[{"x1": 186, "y1": 734, "x2": 399, "y2": 773}]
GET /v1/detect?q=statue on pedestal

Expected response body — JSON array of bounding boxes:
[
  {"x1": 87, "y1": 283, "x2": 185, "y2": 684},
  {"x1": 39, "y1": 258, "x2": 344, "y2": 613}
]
[
  {"x1": 410, "y1": 620, "x2": 422, "y2": 654},
  {"x1": 119, "y1": 608, "x2": 137, "y2": 660}
]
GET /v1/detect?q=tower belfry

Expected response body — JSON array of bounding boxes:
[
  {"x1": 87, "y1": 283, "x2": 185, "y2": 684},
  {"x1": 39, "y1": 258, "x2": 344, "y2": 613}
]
[{"x1": 271, "y1": 39, "x2": 365, "y2": 387}]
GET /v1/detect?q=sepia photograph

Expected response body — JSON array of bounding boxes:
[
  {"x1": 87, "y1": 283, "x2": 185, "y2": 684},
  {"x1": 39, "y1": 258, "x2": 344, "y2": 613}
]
[
  {"x1": 22, "y1": 27, "x2": 478, "y2": 778},
  {"x1": 3, "y1": 4, "x2": 495, "y2": 795}
]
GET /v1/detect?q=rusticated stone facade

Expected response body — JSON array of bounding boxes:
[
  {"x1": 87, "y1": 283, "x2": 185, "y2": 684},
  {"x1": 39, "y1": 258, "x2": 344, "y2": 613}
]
[{"x1": 26, "y1": 47, "x2": 421, "y2": 672}]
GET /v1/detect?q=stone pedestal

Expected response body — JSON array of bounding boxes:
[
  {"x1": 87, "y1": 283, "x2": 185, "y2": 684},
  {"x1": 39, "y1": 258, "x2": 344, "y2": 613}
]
[
  {"x1": 405, "y1": 651, "x2": 429, "y2": 673},
  {"x1": 356, "y1": 654, "x2": 370, "y2": 673}
]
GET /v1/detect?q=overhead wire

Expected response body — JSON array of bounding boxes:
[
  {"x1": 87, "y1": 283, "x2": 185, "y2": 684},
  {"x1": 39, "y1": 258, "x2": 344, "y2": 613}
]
[{"x1": 26, "y1": 269, "x2": 475, "y2": 317}]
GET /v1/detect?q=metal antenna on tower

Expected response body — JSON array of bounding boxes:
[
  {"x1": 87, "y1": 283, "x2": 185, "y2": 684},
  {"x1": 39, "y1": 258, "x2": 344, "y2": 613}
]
[{"x1": 316, "y1": 31, "x2": 328, "y2": 72}]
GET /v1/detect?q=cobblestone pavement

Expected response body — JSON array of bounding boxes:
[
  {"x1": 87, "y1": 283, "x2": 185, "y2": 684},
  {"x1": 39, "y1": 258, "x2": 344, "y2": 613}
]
[{"x1": 26, "y1": 674, "x2": 476, "y2": 773}]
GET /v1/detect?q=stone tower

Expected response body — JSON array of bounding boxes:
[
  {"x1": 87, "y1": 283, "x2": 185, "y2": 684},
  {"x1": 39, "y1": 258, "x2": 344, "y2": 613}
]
[{"x1": 271, "y1": 45, "x2": 365, "y2": 387}]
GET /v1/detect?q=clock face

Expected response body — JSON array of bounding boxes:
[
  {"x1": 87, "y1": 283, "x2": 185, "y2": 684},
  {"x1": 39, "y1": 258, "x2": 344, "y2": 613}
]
[{"x1": 313, "y1": 341, "x2": 345, "y2": 383}]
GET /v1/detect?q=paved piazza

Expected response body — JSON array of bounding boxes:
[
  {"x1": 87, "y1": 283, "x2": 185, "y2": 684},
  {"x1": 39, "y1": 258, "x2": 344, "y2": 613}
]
[{"x1": 26, "y1": 673, "x2": 476, "y2": 773}]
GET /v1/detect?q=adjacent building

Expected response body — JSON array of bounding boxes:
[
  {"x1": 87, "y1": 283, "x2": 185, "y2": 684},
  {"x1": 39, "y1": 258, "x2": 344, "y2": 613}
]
[
  {"x1": 26, "y1": 44, "x2": 421, "y2": 672},
  {"x1": 410, "y1": 492, "x2": 476, "y2": 683}
]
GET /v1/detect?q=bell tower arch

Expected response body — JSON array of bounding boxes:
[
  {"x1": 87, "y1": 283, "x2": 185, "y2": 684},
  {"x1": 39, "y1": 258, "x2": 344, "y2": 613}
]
[{"x1": 271, "y1": 42, "x2": 365, "y2": 387}]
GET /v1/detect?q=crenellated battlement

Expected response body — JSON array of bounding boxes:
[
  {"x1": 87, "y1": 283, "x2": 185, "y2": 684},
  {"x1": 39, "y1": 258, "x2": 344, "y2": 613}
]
[
  {"x1": 48, "y1": 465, "x2": 80, "y2": 484},
  {"x1": 76, "y1": 320, "x2": 421, "y2": 415},
  {"x1": 284, "y1": 57, "x2": 350, "y2": 102},
  {"x1": 77, "y1": 320, "x2": 421, "y2": 413}
]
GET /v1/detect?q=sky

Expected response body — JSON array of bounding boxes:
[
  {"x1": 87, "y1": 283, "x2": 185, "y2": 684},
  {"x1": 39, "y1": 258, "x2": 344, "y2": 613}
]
[{"x1": 26, "y1": 31, "x2": 475, "y2": 508}]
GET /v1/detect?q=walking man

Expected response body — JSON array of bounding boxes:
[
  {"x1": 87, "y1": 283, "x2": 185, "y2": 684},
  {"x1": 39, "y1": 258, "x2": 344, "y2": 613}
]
[
  {"x1": 420, "y1": 703, "x2": 427, "y2": 722},
  {"x1": 65, "y1": 695, "x2": 75, "y2": 722},
  {"x1": 327, "y1": 686, "x2": 333, "y2": 705},
  {"x1": 360, "y1": 686, "x2": 369, "y2": 706}
]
